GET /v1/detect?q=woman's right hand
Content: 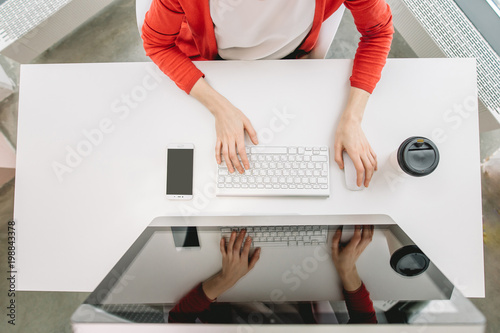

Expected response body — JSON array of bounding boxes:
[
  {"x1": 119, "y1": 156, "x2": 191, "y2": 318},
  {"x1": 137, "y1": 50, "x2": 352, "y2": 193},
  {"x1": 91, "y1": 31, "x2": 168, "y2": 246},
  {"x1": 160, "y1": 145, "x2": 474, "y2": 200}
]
[{"x1": 190, "y1": 77, "x2": 259, "y2": 174}]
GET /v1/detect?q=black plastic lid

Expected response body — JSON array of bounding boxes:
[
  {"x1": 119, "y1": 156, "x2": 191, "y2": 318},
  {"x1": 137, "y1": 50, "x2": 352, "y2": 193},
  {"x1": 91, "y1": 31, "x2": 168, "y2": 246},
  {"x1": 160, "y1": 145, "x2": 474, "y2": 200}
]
[
  {"x1": 390, "y1": 245, "x2": 430, "y2": 277},
  {"x1": 397, "y1": 137, "x2": 439, "y2": 177}
]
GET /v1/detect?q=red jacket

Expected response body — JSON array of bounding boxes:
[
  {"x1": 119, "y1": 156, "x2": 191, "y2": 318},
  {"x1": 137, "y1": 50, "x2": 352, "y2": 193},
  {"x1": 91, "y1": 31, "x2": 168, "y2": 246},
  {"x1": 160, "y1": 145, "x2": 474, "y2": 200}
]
[
  {"x1": 168, "y1": 282, "x2": 377, "y2": 324},
  {"x1": 142, "y1": 0, "x2": 394, "y2": 94}
]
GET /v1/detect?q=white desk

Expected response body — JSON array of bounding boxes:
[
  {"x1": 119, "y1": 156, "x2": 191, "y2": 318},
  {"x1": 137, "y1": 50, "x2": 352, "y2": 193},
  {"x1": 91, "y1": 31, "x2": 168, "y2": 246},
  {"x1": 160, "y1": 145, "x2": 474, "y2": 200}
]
[{"x1": 14, "y1": 59, "x2": 483, "y2": 296}]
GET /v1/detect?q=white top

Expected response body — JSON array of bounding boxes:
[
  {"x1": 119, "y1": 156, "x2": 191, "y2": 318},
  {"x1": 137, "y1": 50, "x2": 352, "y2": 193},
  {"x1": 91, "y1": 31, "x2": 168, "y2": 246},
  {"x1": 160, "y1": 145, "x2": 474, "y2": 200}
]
[{"x1": 210, "y1": 0, "x2": 315, "y2": 60}]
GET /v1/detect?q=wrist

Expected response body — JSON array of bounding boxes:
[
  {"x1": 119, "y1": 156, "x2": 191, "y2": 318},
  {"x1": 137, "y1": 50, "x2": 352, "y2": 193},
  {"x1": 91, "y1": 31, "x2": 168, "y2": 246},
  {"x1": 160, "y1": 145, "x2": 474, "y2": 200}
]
[
  {"x1": 190, "y1": 77, "x2": 227, "y2": 117},
  {"x1": 338, "y1": 267, "x2": 362, "y2": 292},
  {"x1": 202, "y1": 273, "x2": 231, "y2": 300},
  {"x1": 340, "y1": 109, "x2": 363, "y2": 125},
  {"x1": 341, "y1": 87, "x2": 370, "y2": 124}
]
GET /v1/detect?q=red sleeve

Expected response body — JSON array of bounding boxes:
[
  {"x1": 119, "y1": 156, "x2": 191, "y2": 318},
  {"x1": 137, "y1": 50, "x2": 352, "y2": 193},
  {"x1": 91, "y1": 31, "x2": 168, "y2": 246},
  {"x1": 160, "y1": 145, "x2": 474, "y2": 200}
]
[
  {"x1": 343, "y1": 282, "x2": 378, "y2": 324},
  {"x1": 141, "y1": 0, "x2": 204, "y2": 94},
  {"x1": 168, "y1": 282, "x2": 213, "y2": 323},
  {"x1": 344, "y1": 0, "x2": 394, "y2": 94}
]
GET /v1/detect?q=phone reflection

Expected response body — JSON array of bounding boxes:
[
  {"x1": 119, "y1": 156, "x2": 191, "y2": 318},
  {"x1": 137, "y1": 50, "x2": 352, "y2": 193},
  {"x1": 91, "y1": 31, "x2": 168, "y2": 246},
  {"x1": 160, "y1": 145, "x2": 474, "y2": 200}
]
[{"x1": 72, "y1": 219, "x2": 485, "y2": 330}]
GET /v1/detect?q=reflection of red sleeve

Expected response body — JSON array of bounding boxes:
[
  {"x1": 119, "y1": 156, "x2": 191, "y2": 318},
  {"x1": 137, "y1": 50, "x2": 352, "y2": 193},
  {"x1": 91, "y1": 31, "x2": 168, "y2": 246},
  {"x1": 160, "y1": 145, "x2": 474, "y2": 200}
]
[
  {"x1": 168, "y1": 282, "x2": 213, "y2": 323},
  {"x1": 343, "y1": 282, "x2": 377, "y2": 324}
]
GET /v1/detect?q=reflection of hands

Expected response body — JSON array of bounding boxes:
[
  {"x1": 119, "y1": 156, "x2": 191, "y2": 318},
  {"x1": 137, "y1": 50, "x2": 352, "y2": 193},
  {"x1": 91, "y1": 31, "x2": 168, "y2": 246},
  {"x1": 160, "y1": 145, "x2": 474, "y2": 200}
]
[
  {"x1": 214, "y1": 103, "x2": 259, "y2": 174},
  {"x1": 202, "y1": 230, "x2": 261, "y2": 300},
  {"x1": 331, "y1": 225, "x2": 374, "y2": 291}
]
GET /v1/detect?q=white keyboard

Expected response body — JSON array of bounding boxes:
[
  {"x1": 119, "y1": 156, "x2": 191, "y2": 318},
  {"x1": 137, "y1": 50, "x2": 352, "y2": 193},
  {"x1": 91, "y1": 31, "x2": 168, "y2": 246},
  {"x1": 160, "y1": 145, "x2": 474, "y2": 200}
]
[
  {"x1": 215, "y1": 146, "x2": 330, "y2": 196},
  {"x1": 221, "y1": 225, "x2": 329, "y2": 247}
]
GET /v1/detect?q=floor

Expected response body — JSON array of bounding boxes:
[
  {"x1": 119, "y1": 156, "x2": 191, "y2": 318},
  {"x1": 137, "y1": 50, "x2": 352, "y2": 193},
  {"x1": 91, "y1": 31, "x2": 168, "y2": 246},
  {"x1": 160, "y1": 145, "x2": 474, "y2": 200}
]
[{"x1": 0, "y1": 0, "x2": 499, "y2": 332}]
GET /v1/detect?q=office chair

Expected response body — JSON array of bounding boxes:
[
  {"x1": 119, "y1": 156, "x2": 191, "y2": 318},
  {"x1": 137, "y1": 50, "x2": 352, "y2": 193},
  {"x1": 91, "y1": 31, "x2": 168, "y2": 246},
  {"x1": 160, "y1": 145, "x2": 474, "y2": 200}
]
[{"x1": 135, "y1": 0, "x2": 345, "y2": 60}]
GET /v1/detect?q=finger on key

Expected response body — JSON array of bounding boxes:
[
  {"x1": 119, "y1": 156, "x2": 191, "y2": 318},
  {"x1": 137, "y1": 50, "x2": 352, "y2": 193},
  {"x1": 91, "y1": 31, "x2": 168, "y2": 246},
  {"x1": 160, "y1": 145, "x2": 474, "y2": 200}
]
[
  {"x1": 227, "y1": 230, "x2": 236, "y2": 255},
  {"x1": 229, "y1": 143, "x2": 244, "y2": 174},
  {"x1": 237, "y1": 138, "x2": 250, "y2": 170},
  {"x1": 223, "y1": 144, "x2": 234, "y2": 173},
  {"x1": 234, "y1": 229, "x2": 246, "y2": 253},
  {"x1": 242, "y1": 235, "x2": 252, "y2": 257}
]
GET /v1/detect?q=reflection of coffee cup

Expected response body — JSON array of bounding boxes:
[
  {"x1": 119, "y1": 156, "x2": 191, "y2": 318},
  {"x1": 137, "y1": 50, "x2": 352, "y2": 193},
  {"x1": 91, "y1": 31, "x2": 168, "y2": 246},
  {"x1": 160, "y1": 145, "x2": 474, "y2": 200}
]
[
  {"x1": 385, "y1": 228, "x2": 430, "y2": 277},
  {"x1": 390, "y1": 137, "x2": 439, "y2": 176}
]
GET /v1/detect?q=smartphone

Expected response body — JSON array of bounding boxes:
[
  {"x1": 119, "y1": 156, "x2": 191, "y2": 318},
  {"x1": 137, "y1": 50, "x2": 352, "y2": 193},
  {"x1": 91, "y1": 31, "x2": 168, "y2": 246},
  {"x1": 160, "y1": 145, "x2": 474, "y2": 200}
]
[
  {"x1": 166, "y1": 143, "x2": 194, "y2": 199},
  {"x1": 171, "y1": 226, "x2": 201, "y2": 250}
]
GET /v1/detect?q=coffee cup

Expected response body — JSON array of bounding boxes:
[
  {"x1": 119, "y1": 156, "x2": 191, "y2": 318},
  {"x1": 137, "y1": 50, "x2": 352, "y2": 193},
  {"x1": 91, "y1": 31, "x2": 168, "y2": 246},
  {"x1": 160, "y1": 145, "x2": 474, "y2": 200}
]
[{"x1": 390, "y1": 136, "x2": 439, "y2": 176}]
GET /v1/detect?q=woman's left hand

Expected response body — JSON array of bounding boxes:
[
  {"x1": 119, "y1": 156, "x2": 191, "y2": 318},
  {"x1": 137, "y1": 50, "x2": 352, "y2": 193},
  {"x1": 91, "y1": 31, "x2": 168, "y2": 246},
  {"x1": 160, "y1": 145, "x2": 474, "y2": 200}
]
[{"x1": 334, "y1": 87, "x2": 377, "y2": 188}]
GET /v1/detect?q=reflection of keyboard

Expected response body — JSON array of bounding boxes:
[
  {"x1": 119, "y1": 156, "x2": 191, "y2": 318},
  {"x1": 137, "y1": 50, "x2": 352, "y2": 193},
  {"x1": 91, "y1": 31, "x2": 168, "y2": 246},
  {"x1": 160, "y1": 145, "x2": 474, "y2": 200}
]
[
  {"x1": 215, "y1": 146, "x2": 330, "y2": 197},
  {"x1": 221, "y1": 225, "x2": 329, "y2": 247}
]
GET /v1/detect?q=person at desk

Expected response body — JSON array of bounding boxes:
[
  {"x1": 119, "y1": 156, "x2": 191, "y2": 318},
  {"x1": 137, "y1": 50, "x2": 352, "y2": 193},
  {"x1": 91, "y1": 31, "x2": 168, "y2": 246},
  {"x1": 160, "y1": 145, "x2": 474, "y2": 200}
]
[
  {"x1": 142, "y1": 0, "x2": 394, "y2": 188},
  {"x1": 168, "y1": 226, "x2": 377, "y2": 324}
]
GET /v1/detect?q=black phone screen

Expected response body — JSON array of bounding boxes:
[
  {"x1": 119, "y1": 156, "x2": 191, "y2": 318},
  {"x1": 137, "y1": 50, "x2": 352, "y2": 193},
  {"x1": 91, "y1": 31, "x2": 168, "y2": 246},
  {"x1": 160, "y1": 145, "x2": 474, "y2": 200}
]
[
  {"x1": 166, "y1": 149, "x2": 193, "y2": 195},
  {"x1": 171, "y1": 227, "x2": 200, "y2": 248}
]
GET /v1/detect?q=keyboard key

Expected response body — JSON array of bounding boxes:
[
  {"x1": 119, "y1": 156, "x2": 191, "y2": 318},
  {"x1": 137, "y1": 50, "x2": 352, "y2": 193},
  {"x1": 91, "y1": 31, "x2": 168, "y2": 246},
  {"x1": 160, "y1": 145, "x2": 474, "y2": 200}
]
[
  {"x1": 218, "y1": 169, "x2": 229, "y2": 175},
  {"x1": 312, "y1": 155, "x2": 327, "y2": 162},
  {"x1": 311, "y1": 236, "x2": 326, "y2": 242},
  {"x1": 251, "y1": 147, "x2": 287, "y2": 154},
  {"x1": 254, "y1": 241, "x2": 288, "y2": 247}
]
